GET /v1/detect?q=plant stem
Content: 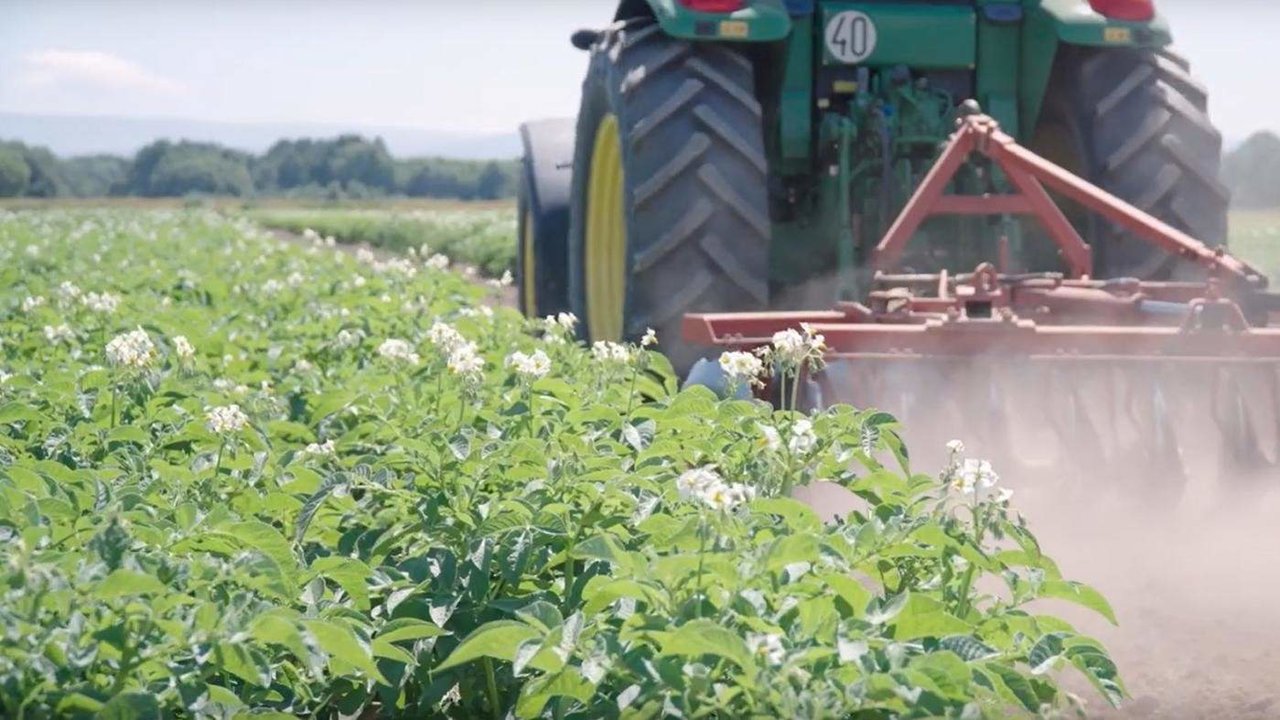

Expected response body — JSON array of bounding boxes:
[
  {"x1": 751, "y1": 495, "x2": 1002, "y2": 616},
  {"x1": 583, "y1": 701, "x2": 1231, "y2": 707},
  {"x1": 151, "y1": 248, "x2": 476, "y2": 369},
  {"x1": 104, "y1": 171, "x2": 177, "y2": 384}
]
[
  {"x1": 482, "y1": 657, "x2": 501, "y2": 719},
  {"x1": 790, "y1": 368, "x2": 802, "y2": 413},
  {"x1": 111, "y1": 386, "x2": 118, "y2": 428},
  {"x1": 624, "y1": 367, "x2": 639, "y2": 419},
  {"x1": 694, "y1": 517, "x2": 709, "y2": 617},
  {"x1": 213, "y1": 440, "x2": 226, "y2": 480}
]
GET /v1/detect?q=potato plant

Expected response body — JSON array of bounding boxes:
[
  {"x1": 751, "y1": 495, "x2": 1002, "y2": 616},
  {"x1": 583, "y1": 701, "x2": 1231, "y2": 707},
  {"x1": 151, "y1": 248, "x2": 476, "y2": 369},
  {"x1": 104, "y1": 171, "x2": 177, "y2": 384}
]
[{"x1": 0, "y1": 210, "x2": 1121, "y2": 718}]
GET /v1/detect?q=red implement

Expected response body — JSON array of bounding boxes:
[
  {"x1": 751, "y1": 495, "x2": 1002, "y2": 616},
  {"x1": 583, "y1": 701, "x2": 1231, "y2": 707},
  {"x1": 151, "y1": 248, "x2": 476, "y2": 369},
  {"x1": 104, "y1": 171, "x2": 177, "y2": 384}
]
[{"x1": 683, "y1": 114, "x2": 1280, "y2": 495}]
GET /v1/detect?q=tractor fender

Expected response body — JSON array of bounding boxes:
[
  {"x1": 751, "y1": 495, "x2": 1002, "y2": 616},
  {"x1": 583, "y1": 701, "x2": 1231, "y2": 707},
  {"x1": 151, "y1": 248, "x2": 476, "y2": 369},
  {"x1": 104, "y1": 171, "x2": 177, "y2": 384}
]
[
  {"x1": 1020, "y1": 0, "x2": 1172, "y2": 137},
  {"x1": 518, "y1": 118, "x2": 575, "y2": 315},
  {"x1": 619, "y1": 0, "x2": 793, "y2": 42},
  {"x1": 1032, "y1": 0, "x2": 1172, "y2": 49}
]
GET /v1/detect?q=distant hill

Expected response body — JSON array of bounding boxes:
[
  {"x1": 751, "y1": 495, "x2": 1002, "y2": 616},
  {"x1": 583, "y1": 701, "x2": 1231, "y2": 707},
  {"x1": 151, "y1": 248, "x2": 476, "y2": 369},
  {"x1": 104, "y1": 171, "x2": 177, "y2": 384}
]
[{"x1": 0, "y1": 112, "x2": 522, "y2": 161}]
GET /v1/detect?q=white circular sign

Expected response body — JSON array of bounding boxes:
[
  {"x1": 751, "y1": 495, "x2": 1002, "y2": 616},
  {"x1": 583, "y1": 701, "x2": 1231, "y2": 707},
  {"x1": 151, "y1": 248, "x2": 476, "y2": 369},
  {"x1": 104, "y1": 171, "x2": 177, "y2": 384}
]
[{"x1": 825, "y1": 10, "x2": 878, "y2": 64}]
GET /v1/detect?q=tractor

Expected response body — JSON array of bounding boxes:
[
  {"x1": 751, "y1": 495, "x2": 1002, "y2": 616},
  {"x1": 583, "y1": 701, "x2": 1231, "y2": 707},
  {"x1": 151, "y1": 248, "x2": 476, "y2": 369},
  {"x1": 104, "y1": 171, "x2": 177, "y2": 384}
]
[
  {"x1": 516, "y1": 0, "x2": 1280, "y2": 490},
  {"x1": 516, "y1": 0, "x2": 1227, "y2": 373}
]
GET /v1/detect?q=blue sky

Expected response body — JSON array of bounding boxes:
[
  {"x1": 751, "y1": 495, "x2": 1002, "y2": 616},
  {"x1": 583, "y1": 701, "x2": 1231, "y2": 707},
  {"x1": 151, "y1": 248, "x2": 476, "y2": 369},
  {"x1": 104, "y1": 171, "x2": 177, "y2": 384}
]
[{"x1": 0, "y1": 0, "x2": 1276, "y2": 142}]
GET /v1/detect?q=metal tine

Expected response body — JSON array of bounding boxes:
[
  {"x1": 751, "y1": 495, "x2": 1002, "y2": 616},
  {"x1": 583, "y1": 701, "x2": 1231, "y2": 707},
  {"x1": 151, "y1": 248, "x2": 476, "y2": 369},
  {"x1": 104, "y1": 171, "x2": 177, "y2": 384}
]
[
  {"x1": 1235, "y1": 364, "x2": 1280, "y2": 468},
  {"x1": 1128, "y1": 363, "x2": 1189, "y2": 498},
  {"x1": 1044, "y1": 363, "x2": 1110, "y2": 494},
  {"x1": 1211, "y1": 366, "x2": 1274, "y2": 486}
]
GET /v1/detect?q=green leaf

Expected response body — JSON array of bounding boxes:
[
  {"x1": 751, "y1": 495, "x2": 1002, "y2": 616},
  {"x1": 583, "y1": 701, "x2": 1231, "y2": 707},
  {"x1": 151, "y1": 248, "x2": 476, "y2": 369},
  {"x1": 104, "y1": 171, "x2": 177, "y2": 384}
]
[
  {"x1": 106, "y1": 426, "x2": 151, "y2": 446},
  {"x1": 96, "y1": 691, "x2": 160, "y2": 720},
  {"x1": 658, "y1": 619, "x2": 751, "y2": 671},
  {"x1": 436, "y1": 620, "x2": 540, "y2": 672},
  {"x1": 0, "y1": 402, "x2": 43, "y2": 425},
  {"x1": 302, "y1": 619, "x2": 388, "y2": 685},
  {"x1": 376, "y1": 618, "x2": 448, "y2": 645},
  {"x1": 515, "y1": 668, "x2": 595, "y2": 719},
  {"x1": 97, "y1": 569, "x2": 167, "y2": 598},
  {"x1": 891, "y1": 595, "x2": 971, "y2": 640},
  {"x1": 249, "y1": 610, "x2": 309, "y2": 661},
  {"x1": 311, "y1": 556, "x2": 372, "y2": 611},
  {"x1": 765, "y1": 533, "x2": 820, "y2": 573},
  {"x1": 1039, "y1": 580, "x2": 1117, "y2": 625}
]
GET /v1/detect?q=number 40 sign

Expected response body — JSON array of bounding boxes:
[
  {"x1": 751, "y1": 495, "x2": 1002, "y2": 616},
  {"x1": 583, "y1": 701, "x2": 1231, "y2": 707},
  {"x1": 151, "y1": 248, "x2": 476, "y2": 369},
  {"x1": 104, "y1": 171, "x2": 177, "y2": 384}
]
[{"x1": 825, "y1": 10, "x2": 878, "y2": 64}]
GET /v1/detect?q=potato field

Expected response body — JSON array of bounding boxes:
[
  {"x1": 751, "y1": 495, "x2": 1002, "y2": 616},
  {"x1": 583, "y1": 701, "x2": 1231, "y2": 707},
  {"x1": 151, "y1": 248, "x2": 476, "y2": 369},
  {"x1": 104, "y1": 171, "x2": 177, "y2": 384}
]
[{"x1": 0, "y1": 209, "x2": 1122, "y2": 718}]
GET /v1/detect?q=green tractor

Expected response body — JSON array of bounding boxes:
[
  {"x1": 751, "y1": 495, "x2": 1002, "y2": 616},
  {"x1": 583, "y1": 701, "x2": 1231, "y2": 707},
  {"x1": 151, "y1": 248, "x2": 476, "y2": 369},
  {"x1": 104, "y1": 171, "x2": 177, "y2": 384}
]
[{"x1": 517, "y1": 0, "x2": 1227, "y2": 371}]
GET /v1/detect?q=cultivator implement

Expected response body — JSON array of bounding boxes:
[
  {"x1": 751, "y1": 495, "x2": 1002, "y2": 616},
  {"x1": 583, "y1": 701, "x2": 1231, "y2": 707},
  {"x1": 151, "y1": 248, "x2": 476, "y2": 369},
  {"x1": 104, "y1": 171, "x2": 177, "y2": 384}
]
[{"x1": 685, "y1": 115, "x2": 1280, "y2": 496}]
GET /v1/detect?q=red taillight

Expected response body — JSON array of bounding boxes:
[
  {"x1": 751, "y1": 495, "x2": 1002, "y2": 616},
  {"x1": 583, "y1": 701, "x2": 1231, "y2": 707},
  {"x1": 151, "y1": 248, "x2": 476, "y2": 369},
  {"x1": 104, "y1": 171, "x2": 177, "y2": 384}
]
[
  {"x1": 1088, "y1": 0, "x2": 1155, "y2": 22},
  {"x1": 678, "y1": 0, "x2": 747, "y2": 12}
]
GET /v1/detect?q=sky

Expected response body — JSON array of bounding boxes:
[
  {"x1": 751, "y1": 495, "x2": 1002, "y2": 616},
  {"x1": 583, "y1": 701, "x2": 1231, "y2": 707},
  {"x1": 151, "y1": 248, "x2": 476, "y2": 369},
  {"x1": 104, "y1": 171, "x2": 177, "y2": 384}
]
[{"x1": 0, "y1": 0, "x2": 1277, "y2": 143}]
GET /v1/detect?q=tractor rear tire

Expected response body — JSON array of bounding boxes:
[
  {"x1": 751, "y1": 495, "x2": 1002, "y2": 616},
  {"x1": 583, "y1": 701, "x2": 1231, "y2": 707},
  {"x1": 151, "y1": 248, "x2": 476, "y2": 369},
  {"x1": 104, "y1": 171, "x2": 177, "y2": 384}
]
[
  {"x1": 567, "y1": 20, "x2": 770, "y2": 374},
  {"x1": 1036, "y1": 46, "x2": 1230, "y2": 279},
  {"x1": 518, "y1": 119, "x2": 575, "y2": 319}
]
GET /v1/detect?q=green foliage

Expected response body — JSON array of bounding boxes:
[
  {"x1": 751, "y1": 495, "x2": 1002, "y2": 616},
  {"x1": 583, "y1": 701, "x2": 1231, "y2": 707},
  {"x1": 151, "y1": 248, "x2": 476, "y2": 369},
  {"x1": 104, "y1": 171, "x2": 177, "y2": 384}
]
[
  {"x1": 250, "y1": 207, "x2": 517, "y2": 276},
  {"x1": 0, "y1": 136, "x2": 517, "y2": 200},
  {"x1": 0, "y1": 141, "x2": 69, "y2": 197},
  {"x1": 127, "y1": 140, "x2": 255, "y2": 197},
  {"x1": 0, "y1": 209, "x2": 1119, "y2": 718},
  {"x1": 0, "y1": 147, "x2": 31, "y2": 198},
  {"x1": 61, "y1": 155, "x2": 130, "y2": 197},
  {"x1": 1224, "y1": 131, "x2": 1280, "y2": 209}
]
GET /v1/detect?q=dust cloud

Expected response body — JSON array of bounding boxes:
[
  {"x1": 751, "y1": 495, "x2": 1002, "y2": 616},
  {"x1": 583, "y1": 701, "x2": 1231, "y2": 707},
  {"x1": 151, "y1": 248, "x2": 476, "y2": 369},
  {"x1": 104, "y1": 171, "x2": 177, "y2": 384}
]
[{"x1": 889, "y1": 364, "x2": 1280, "y2": 718}]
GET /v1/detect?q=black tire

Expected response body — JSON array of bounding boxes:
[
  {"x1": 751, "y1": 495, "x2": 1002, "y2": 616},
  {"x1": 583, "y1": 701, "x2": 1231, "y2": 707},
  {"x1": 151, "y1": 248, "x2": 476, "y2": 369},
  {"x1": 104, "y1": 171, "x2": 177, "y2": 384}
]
[
  {"x1": 517, "y1": 119, "x2": 575, "y2": 318},
  {"x1": 567, "y1": 20, "x2": 770, "y2": 373},
  {"x1": 1034, "y1": 46, "x2": 1231, "y2": 279}
]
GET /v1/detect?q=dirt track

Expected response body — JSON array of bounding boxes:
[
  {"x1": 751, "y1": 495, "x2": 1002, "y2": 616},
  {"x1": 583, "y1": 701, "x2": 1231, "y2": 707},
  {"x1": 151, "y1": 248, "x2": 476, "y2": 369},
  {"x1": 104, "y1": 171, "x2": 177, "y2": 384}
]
[{"x1": 1018, "y1": 487, "x2": 1280, "y2": 719}]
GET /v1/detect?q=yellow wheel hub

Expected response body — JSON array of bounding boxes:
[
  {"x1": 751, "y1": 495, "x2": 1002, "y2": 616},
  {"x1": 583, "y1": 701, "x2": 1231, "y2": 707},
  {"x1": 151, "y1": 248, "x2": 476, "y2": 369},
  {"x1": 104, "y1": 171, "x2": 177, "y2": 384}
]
[
  {"x1": 584, "y1": 114, "x2": 627, "y2": 342},
  {"x1": 521, "y1": 209, "x2": 537, "y2": 315}
]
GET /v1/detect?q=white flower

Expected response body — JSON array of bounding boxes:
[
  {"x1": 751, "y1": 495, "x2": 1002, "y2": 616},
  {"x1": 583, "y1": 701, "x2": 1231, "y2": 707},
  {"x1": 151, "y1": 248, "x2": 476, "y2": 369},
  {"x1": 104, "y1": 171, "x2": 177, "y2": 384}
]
[
  {"x1": 488, "y1": 270, "x2": 513, "y2": 288},
  {"x1": 759, "y1": 424, "x2": 781, "y2": 451},
  {"x1": 747, "y1": 633, "x2": 786, "y2": 666},
  {"x1": 303, "y1": 439, "x2": 335, "y2": 457},
  {"x1": 953, "y1": 458, "x2": 1000, "y2": 497},
  {"x1": 352, "y1": 274, "x2": 368, "y2": 288},
  {"x1": 56, "y1": 281, "x2": 82, "y2": 302},
  {"x1": 303, "y1": 228, "x2": 319, "y2": 242},
  {"x1": 641, "y1": 328, "x2": 658, "y2": 348},
  {"x1": 544, "y1": 313, "x2": 577, "y2": 332},
  {"x1": 718, "y1": 351, "x2": 764, "y2": 387},
  {"x1": 377, "y1": 338, "x2": 421, "y2": 365},
  {"x1": 447, "y1": 342, "x2": 485, "y2": 380},
  {"x1": 0, "y1": 370, "x2": 11, "y2": 385},
  {"x1": 294, "y1": 359, "x2": 314, "y2": 372},
  {"x1": 766, "y1": 324, "x2": 827, "y2": 370},
  {"x1": 335, "y1": 328, "x2": 365, "y2": 349},
  {"x1": 172, "y1": 335, "x2": 195, "y2": 361},
  {"x1": 676, "y1": 467, "x2": 755, "y2": 512},
  {"x1": 262, "y1": 278, "x2": 285, "y2": 295},
  {"x1": 286, "y1": 271, "x2": 306, "y2": 288},
  {"x1": 213, "y1": 378, "x2": 250, "y2": 395},
  {"x1": 946, "y1": 439, "x2": 965, "y2": 455},
  {"x1": 81, "y1": 292, "x2": 120, "y2": 314},
  {"x1": 425, "y1": 254, "x2": 450, "y2": 271},
  {"x1": 592, "y1": 341, "x2": 632, "y2": 364},
  {"x1": 789, "y1": 418, "x2": 817, "y2": 454},
  {"x1": 205, "y1": 404, "x2": 249, "y2": 434},
  {"x1": 676, "y1": 466, "x2": 723, "y2": 501},
  {"x1": 428, "y1": 321, "x2": 465, "y2": 352},
  {"x1": 506, "y1": 349, "x2": 551, "y2": 379},
  {"x1": 21, "y1": 296, "x2": 45, "y2": 312},
  {"x1": 104, "y1": 328, "x2": 157, "y2": 368},
  {"x1": 356, "y1": 248, "x2": 375, "y2": 264}
]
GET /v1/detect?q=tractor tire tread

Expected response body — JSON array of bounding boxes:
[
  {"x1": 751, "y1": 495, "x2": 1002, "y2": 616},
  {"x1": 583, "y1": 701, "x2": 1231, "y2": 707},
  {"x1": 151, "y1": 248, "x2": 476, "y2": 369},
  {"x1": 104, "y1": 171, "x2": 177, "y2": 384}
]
[
  {"x1": 569, "y1": 20, "x2": 770, "y2": 372},
  {"x1": 1067, "y1": 46, "x2": 1229, "y2": 277}
]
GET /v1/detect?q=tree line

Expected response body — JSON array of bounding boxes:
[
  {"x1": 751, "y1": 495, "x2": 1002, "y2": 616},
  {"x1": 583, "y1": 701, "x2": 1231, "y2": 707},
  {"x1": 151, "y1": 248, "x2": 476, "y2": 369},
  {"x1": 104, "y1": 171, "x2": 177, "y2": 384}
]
[{"x1": 0, "y1": 135, "x2": 517, "y2": 200}]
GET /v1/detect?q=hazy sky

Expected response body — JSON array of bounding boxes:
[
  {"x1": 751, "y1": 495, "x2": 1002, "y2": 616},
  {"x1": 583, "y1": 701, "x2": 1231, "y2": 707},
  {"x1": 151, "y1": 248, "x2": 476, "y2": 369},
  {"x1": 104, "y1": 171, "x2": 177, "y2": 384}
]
[{"x1": 0, "y1": 0, "x2": 1275, "y2": 142}]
